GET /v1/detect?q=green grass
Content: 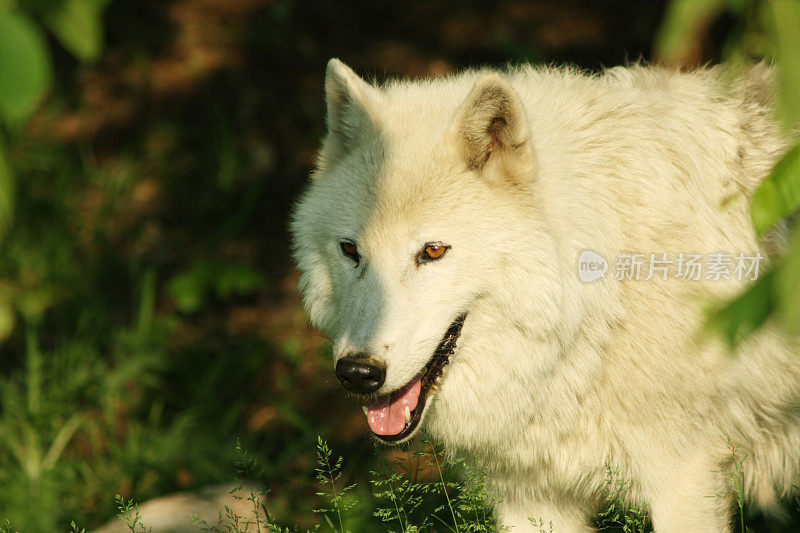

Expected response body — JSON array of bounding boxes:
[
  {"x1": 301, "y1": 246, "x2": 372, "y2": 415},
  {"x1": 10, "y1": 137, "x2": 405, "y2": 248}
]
[
  {"x1": 108, "y1": 437, "x2": 502, "y2": 533},
  {"x1": 14, "y1": 437, "x2": 795, "y2": 533}
]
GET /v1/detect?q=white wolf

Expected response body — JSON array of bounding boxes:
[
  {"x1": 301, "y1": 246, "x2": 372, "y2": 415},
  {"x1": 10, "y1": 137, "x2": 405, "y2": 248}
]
[{"x1": 290, "y1": 59, "x2": 800, "y2": 532}]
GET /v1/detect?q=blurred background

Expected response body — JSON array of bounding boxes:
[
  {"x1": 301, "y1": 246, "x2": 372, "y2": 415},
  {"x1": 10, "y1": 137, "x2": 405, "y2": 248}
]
[{"x1": 0, "y1": 0, "x2": 797, "y2": 531}]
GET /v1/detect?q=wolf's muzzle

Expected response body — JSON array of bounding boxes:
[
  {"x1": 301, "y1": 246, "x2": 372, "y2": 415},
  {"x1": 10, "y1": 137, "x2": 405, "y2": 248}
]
[{"x1": 335, "y1": 356, "x2": 386, "y2": 394}]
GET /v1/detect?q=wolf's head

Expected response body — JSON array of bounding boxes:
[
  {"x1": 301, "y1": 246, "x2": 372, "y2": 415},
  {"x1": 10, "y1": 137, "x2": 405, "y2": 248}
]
[{"x1": 291, "y1": 60, "x2": 570, "y2": 445}]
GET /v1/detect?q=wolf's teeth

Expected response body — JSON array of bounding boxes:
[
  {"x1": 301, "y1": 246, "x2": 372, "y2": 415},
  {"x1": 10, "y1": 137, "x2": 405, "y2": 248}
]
[
  {"x1": 362, "y1": 405, "x2": 368, "y2": 416},
  {"x1": 404, "y1": 406, "x2": 411, "y2": 423}
]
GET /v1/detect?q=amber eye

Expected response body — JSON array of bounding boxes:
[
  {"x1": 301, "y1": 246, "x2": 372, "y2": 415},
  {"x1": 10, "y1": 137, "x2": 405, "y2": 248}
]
[
  {"x1": 339, "y1": 240, "x2": 360, "y2": 266},
  {"x1": 418, "y1": 242, "x2": 450, "y2": 265}
]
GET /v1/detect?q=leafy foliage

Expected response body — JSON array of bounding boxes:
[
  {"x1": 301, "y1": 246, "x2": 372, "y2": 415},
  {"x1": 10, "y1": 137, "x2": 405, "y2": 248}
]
[
  {"x1": 596, "y1": 466, "x2": 650, "y2": 533},
  {"x1": 0, "y1": 10, "x2": 51, "y2": 124},
  {"x1": 751, "y1": 145, "x2": 800, "y2": 237},
  {"x1": 370, "y1": 441, "x2": 499, "y2": 533},
  {"x1": 314, "y1": 436, "x2": 358, "y2": 532},
  {"x1": 0, "y1": 0, "x2": 110, "y2": 267},
  {"x1": 69, "y1": 521, "x2": 86, "y2": 533},
  {"x1": 38, "y1": 0, "x2": 109, "y2": 62},
  {"x1": 715, "y1": 440, "x2": 749, "y2": 533},
  {"x1": 0, "y1": 519, "x2": 18, "y2": 533},
  {"x1": 115, "y1": 494, "x2": 153, "y2": 533},
  {"x1": 706, "y1": 269, "x2": 776, "y2": 346},
  {"x1": 167, "y1": 261, "x2": 268, "y2": 314},
  {"x1": 657, "y1": 0, "x2": 800, "y2": 346},
  {"x1": 192, "y1": 439, "x2": 302, "y2": 533},
  {"x1": 655, "y1": 0, "x2": 728, "y2": 62}
]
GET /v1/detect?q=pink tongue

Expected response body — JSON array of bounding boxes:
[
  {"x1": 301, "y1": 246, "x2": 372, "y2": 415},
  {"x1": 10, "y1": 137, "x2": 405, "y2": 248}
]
[{"x1": 366, "y1": 376, "x2": 421, "y2": 436}]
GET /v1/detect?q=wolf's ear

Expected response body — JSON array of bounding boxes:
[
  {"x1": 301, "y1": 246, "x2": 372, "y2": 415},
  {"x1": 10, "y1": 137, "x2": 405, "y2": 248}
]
[
  {"x1": 447, "y1": 73, "x2": 533, "y2": 186},
  {"x1": 317, "y1": 59, "x2": 381, "y2": 171}
]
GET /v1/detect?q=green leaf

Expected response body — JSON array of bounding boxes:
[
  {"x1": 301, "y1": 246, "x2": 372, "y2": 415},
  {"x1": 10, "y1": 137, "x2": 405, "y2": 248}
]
[
  {"x1": 0, "y1": 300, "x2": 15, "y2": 342},
  {"x1": 0, "y1": 9, "x2": 52, "y2": 123},
  {"x1": 769, "y1": 0, "x2": 800, "y2": 129},
  {"x1": 776, "y1": 223, "x2": 800, "y2": 334},
  {"x1": 215, "y1": 263, "x2": 268, "y2": 299},
  {"x1": 750, "y1": 143, "x2": 800, "y2": 235},
  {"x1": 0, "y1": 141, "x2": 14, "y2": 242},
  {"x1": 655, "y1": 0, "x2": 725, "y2": 62},
  {"x1": 16, "y1": 285, "x2": 57, "y2": 320},
  {"x1": 42, "y1": 0, "x2": 105, "y2": 62},
  {"x1": 166, "y1": 267, "x2": 208, "y2": 314},
  {"x1": 706, "y1": 269, "x2": 777, "y2": 347},
  {"x1": 166, "y1": 261, "x2": 267, "y2": 313}
]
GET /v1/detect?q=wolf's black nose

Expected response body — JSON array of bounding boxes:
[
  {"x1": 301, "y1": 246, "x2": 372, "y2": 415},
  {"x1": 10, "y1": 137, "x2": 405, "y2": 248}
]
[{"x1": 335, "y1": 356, "x2": 385, "y2": 394}]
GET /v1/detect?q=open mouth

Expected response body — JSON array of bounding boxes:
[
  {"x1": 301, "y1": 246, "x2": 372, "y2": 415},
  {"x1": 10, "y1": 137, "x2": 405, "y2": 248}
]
[{"x1": 364, "y1": 314, "x2": 466, "y2": 444}]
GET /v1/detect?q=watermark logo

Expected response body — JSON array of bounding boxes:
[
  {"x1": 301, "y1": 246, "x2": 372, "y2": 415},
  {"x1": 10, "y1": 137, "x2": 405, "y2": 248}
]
[
  {"x1": 578, "y1": 250, "x2": 608, "y2": 283},
  {"x1": 577, "y1": 250, "x2": 762, "y2": 283}
]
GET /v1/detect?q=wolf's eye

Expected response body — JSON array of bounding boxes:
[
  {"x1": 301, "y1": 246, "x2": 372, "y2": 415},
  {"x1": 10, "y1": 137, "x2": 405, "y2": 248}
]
[
  {"x1": 417, "y1": 242, "x2": 450, "y2": 265},
  {"x1": 339, "y1": 240, "x2": 360, "y2": 266}
]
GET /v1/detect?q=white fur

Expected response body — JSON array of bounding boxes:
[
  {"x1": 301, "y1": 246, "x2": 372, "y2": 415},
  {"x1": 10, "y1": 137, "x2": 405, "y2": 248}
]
[{"x1": 290, "y1": 59, "x2": 800, "y2": 532}]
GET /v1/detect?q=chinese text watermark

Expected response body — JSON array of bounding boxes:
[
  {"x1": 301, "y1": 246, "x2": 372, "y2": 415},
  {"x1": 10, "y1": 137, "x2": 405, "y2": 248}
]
[{"x1": 577, "y1": 250, "x2": 762, "y2": 283}]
